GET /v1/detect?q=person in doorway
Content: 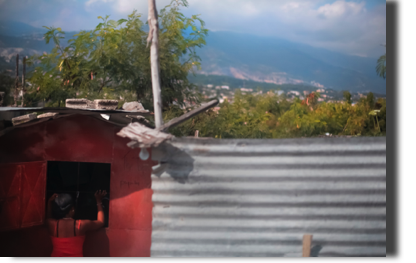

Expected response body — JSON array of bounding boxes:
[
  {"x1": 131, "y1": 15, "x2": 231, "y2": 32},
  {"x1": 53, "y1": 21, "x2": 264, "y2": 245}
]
[{"x1": 46, "y1": 190, "x2": 107, "y2": 257}]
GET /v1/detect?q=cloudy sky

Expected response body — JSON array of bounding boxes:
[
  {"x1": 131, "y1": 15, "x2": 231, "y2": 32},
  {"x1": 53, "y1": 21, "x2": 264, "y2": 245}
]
[{"x1": 0, "y1": 0, "x2": 386, "y2": 58}]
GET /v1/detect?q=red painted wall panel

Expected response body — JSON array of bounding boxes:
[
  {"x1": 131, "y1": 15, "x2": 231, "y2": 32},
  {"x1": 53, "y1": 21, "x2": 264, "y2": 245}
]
[
  {"x1": 20, "y1": 162, "x2": 47, "y2": 228},
  {"x1": 0, "y1": 225, "x2": 52, "y2": 257},
  {"x1": 0, "y1": 124, "x2": 45, "y2": 164},
  {"x1": 44, "y1": 115, "x2": 116, "y2": 163},
  {"x1": 83, "y1": 228, "x2": 151, "y2": 257},
  {"x1": 0, "y1": 164, "x2": 21, "y2": 231},
  {"x1": 0, "y1": 162, "x2": 46, "y2": 231},
  {"x1": 109, "y1": 136, "x2": 156, "y2": 229},
  {"x1": 0, "y1": 115, "x2": 154, "y2": 257}
]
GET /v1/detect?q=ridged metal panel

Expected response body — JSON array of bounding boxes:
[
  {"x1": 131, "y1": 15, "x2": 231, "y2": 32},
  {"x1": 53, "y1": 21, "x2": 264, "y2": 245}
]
[{"x1": 150, "y1": 137, "x2": 386, "y2": 257}]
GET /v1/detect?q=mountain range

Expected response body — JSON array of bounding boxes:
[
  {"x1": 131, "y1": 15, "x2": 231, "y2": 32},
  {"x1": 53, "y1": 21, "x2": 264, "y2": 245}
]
[{"x1": 0, "y1": 21, "x2": 386, "y2": 94}]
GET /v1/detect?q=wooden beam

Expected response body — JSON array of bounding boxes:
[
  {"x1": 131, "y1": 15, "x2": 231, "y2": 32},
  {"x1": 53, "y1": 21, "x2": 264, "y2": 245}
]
[
  {"x1": 147, "y1": 0, "x2": 163, "y2": 129},
  {"x1": 158, "y1": 99, "x2": 219, "y2": 132},
  {"x1": 302, "y1": 234, "x2": 313, "y2": 257},
  {"x1": 13, "y1": 54, "x2": 19, "y2": 107},
  {"x1": 21, "y1": 56, "x2": 26, "y2": 107},
  {"x1": 0, "y1": 92, "x2": 4, "y2": 106}
]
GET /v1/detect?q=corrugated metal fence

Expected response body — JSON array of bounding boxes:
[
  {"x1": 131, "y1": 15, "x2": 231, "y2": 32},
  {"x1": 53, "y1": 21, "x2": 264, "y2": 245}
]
[{"x1": 150, "y1": 137, "x2": 386, "y2": 257}]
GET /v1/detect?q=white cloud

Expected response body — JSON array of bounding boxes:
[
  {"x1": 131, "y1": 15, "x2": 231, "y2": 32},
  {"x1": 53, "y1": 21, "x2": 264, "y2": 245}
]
[
  {"x1": 84, "y1": 0, "x2": 171, "y2": 15},
  {"x1": 78, "y1": 0, "x2": 385, "y2": 57},
  {"x1": 317, "y1": 0, "x2": 366, "y2": 18}
]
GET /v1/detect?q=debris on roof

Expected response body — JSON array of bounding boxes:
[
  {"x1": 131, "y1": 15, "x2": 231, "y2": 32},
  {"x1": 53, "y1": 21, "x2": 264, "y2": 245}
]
[
  {"x1": 65, "y1": 98, "x2": 119, "y2": 110},
  {"x1": 117, "y1": 122, "x2": 174, "y2": 148},
  {"x1": 12, "y1": 113, "x2": 37, "y2": 126},
  {"x1": 126, "y1": 115, "x2": 154, "y2": 128},
  {"x1": 37, "y1": 112, "x2": 59, "y2": 119},
  {"x1": 0, "y1": 106, "x2": 151, "y2": 116},
  {"x1": 122, "y1": 101, "x2": 145, "y2": 111}
]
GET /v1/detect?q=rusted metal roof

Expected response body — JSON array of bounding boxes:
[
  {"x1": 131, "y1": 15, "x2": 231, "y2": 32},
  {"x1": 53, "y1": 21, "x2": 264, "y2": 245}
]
[
  {"x1": 0, "y1": 111, "x2": 150, "y2": 137},
  {"x1": 150, "y1": 137, "x2": 386, "y2": 257},
  {"x1": 0, "y1": 106, "x2": 151, "y2": 116}
]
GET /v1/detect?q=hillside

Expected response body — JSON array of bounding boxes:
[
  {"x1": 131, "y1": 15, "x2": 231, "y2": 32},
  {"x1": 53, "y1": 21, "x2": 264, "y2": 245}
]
[
  {"x1": 196, "y1": 31, "x2": 386, "y2": 94},
  {"x1": 0, "y1": 21, "x2": 386, "y2": 94}
]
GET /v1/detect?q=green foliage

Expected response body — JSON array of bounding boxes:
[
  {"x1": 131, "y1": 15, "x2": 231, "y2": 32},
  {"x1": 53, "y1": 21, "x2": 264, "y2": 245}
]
[
  {"x1": 0, "y1": 71, "x2": 14, "y2": 106},
  {"x1": 26, "y1": 0, "x2": 207, "y2": 109},
  {"x1": 376, "y1": 53, "x2": 386, "y2": 79},
  {"x1": 169, "y1": 91, "x2": 386, "y2": 138},
  {"x1": 343, "y1": 91, "x2": 352, "y2": 105}
]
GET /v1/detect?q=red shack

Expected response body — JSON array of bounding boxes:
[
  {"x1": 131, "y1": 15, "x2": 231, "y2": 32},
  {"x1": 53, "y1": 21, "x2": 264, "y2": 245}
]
[{"x1": 0, "y1": 110, "x2": 156, "y2": 257}]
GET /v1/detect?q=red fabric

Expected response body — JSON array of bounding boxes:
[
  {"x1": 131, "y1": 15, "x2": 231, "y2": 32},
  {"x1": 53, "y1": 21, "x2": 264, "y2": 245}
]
[{"x1": 50, "y1": 235, "x2": 86, "y2": 257}]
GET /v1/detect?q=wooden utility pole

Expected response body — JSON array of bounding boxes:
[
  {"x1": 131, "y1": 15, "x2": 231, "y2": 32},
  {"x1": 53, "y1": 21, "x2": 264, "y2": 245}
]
[
  {"x1": 21, "y1": 56, "x2": 26, "y2": 107},
  {"x1": 0, "y1": 92, "x2": 4, "y2": 106},
  {"x1": 13, "y1": 54, "x2": 19, "y2": 107},
  {"x1": 147, "y1": 0, "x2": 163, "y2": 128}
]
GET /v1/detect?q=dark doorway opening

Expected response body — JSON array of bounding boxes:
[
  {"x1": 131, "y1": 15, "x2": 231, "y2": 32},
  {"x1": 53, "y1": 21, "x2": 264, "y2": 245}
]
[{"x1": 46, "y1": 161, "x2": 110, "y2": 227}]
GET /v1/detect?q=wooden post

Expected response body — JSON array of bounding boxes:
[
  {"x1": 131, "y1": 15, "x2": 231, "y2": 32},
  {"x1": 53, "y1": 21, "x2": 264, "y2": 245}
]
[
  {"x1": 13, "y1": 54, "x2": 19, "y2": 107},
  {"x1": 194, "y1": 130, "x2": 199, "y2": 137},
  {"x1": 21, "y1": 56, "x2": 26, "y2": 107},
  {"x1": 302, "y1": 234, "x2": 313, "y2": 257},
  {"x1": 0, "y1": 92, "x2": 4, "y2": 106},
  {"x1": 147, "y1": 0, "x2": 163, "y2": 129}
]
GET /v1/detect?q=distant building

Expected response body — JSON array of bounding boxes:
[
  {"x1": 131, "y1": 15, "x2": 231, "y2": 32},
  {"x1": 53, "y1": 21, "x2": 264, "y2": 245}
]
[
  {"x1": 303, "y1": 91, "x2": 310, "y2": 96},
  {"x1": 212, "y1": 107, "x2": 221, "y2": 113},
  {"x1": 221, "y1": 86, "x2": 230, "y2": 90},
  {"x1": 241, "y1": 88, "x2": 253, "y2": 92},
  {"x1": 276, "y1": 90, "x2": 285, "y2": 96},
  {"x1": 215, "y1": 86, "x2": 221, "y2": 90},
  {"x1": 207, "y1": 84, "x2": 213, "y2": 88},
  {"x1": 288, "y1": 91, "x2": 300, "y2": 96},
  {"x1": 316, "y1": 89, "x2": 325, "y2": 93}
]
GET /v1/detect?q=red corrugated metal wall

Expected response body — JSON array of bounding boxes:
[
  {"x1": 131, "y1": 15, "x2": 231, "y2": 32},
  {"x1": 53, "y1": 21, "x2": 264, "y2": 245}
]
[{"x1": 0, "y1": 115, "x2": 155, "y2": 257}]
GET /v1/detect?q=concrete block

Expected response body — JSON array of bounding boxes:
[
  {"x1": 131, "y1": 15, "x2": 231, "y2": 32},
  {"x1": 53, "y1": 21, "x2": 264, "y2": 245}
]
[
  {"x1": 94, "y1": 99, "x2": 119, "y2": 110},
  {"x1": 66, "y1": 99, "x2": 93, "y2": 109},
  {"x1": 12, "y1": 113, "x2": 37, "y2": 126}
]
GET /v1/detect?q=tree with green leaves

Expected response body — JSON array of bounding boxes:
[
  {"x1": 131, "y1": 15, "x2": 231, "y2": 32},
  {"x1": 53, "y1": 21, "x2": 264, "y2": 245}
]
[
  {"x1": 0, "y1": 71, "x2": 14, "y2": 106},
  {"x1": 343, "y1": 91, "x2": 352, "y2": 105},
  {"x1": 376, "y1": 53, "x2": 386, "y2": 79},
  {"x1": 366, "y1": 92, "x2": 375, "y2": 108},
  {"x1": 169, "y1": 91, "x2": 386, "y2": 138},
  {"x1": 26, "y1": 0, "x2": 208, "y2": 110}
]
